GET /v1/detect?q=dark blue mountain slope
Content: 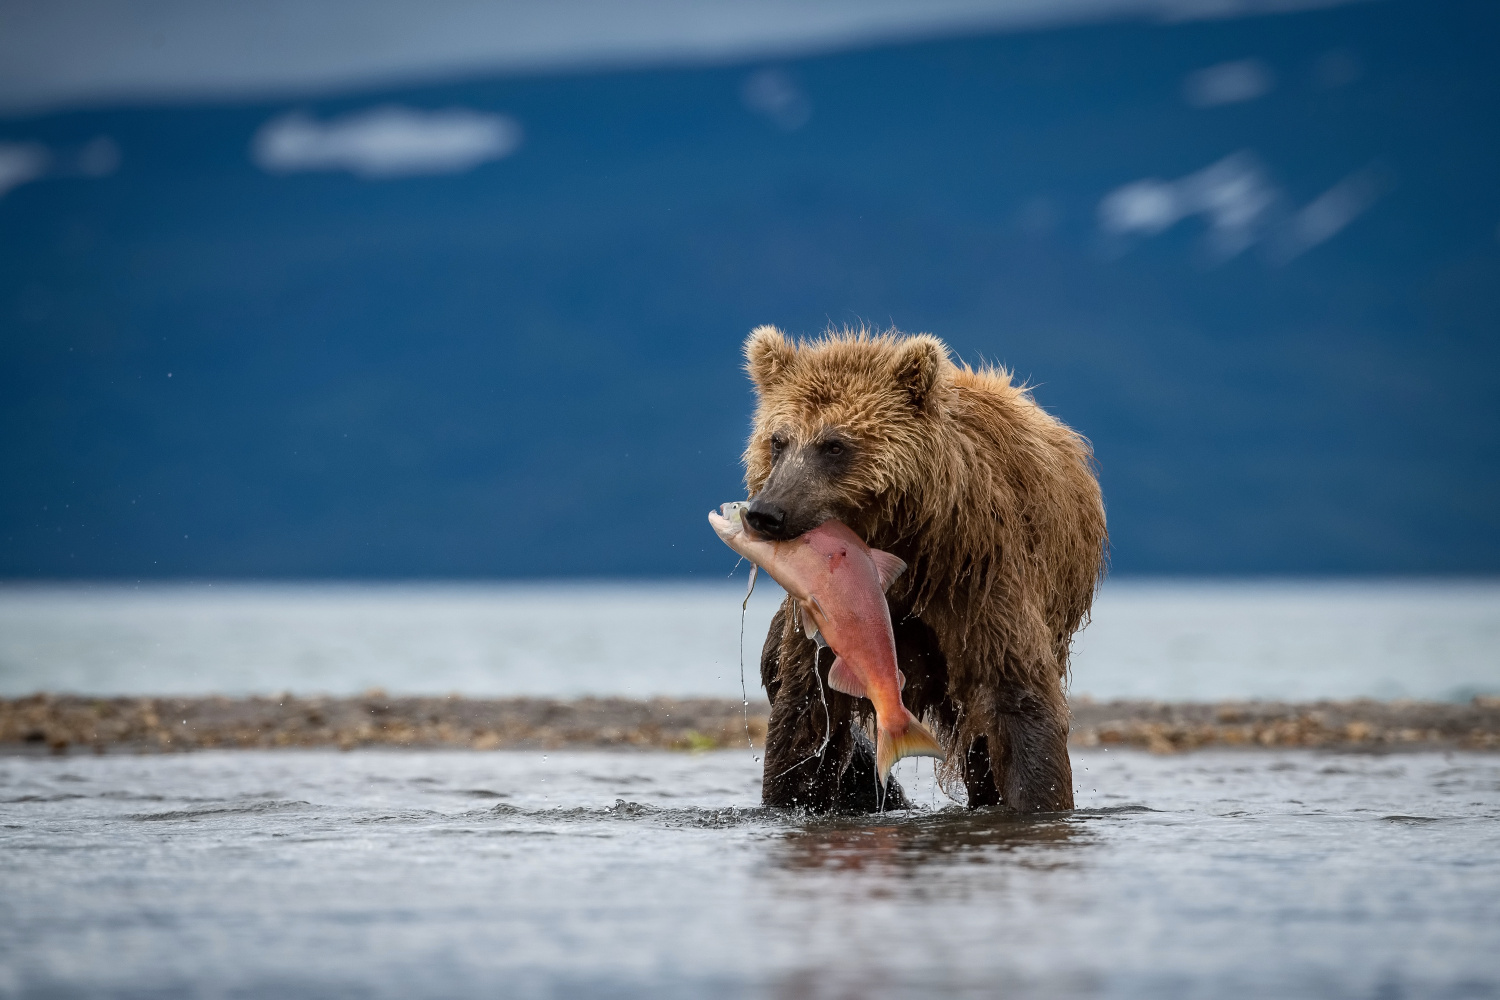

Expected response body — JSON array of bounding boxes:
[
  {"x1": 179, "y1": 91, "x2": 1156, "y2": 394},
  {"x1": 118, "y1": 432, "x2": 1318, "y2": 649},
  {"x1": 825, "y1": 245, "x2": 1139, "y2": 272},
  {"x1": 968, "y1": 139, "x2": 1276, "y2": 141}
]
[{"x1": 1, "y1": 0, "x2": 1497, "y2": 577}]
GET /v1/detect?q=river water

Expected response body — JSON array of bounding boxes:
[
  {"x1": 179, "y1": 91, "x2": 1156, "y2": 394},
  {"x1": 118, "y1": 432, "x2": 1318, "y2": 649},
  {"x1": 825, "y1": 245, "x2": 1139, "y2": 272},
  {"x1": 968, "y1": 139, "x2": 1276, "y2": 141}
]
[
  {"x1": 3, "y1": 747, "x2": 1498, "y2": 999},
  {"x1": 2, "y1": 579, "x2": 1498, "y2": 701}
]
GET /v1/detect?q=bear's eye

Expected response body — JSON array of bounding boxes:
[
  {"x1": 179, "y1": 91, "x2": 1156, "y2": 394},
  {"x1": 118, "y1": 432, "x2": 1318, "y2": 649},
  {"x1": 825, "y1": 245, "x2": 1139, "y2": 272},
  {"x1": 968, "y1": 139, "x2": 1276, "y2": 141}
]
[
  {"x1": 770, "y1": 435, "x2": 787, "y2": 456},
  {"x1": 823, "y1": 441, "x2": 844, "y2": 456}
]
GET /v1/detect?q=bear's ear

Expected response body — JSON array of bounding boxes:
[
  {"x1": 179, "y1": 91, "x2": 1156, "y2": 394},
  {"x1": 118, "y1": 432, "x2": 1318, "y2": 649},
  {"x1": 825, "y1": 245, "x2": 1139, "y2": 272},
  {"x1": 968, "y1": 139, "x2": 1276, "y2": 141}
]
[
  {"x1": 891, "y1": 335, "x2": 947, "y2": 410},
  {"x1": 745, "y1": 325, "x2": 797, "y2": 391}
]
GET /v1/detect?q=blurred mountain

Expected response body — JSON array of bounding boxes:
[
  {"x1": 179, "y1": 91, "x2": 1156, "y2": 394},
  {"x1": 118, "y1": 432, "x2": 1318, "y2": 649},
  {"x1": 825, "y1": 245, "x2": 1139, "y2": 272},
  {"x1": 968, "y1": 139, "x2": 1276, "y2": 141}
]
[
  {"x1": 0, "y1": 0, "x2": 1357, "y2": 115},
  {"x1": 1, "y1": 0, "x2": 1497, "y2": 578}
]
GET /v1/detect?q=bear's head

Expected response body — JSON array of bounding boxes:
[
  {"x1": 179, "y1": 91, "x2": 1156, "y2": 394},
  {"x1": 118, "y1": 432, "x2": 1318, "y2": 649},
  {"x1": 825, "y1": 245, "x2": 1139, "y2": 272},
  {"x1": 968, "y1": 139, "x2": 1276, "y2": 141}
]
[{"x1": 741, "y1": 325, "x2": 952, "y2": 540}]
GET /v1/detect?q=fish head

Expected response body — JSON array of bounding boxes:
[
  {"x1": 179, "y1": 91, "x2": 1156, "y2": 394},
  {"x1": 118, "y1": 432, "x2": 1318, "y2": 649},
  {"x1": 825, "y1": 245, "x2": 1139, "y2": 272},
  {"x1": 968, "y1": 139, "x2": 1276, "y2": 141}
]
[
  {"x1": 708, "y1": 500, "x2": 818, "y2": 604},
  {"x1": 707, "y1": 501, "x2": 752, "y2": 544}
]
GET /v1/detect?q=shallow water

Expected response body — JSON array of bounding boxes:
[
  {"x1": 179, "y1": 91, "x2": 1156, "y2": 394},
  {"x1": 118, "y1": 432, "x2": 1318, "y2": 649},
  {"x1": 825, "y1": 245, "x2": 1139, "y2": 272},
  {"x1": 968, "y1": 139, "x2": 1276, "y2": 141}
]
[
  {"x1": 2, "y1": 579, "x2": 1497, "y2": 701},
  {"x1": 3, "y1": 748, "x2": 1497, "y2": 999}
]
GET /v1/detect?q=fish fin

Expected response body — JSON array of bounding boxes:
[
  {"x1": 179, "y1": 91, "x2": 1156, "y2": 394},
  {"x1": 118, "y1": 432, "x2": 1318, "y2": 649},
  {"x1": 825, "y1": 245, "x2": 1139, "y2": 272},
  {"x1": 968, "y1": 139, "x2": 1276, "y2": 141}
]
[
  {"x1": 869, "y1": 549, "x2": 907, "y2": 592},
  {"x1": 741, "y1": 563, "x2": 758, "y2": 612},
  {"x1": 826, "y1": 656, "x2": 867, "y2": 699},
  {"x1": 875, "y1": 710, "x2": 945, "y2": 784},
  {"x1": 798, "y1": 602, "x2": 826, "y2": 648},
  {"x1": 896, "y1": 667, "x2": 906, "y2": 691}
]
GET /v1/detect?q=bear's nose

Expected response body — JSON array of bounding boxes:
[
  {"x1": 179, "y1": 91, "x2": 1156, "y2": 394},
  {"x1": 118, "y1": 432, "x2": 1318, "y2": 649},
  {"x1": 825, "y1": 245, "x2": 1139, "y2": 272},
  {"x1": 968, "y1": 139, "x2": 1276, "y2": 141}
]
[{"x1": 745, "y1": 501, "x2": 787, "y2": 539}]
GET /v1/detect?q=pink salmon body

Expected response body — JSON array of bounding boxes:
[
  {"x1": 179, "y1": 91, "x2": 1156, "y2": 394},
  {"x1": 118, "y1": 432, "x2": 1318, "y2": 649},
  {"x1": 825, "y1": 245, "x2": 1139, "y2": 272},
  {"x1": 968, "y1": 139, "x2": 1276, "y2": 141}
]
[{"x1": 708, "y1": 503, "x2": 944, "y2": 783}]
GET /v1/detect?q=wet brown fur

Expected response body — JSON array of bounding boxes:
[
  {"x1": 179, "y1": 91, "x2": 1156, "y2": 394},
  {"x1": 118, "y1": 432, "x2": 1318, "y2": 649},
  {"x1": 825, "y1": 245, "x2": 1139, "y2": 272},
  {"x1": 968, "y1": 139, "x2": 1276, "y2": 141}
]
[{"x1": 744, "y1": 325, "x2": 1107, "y2": 811}]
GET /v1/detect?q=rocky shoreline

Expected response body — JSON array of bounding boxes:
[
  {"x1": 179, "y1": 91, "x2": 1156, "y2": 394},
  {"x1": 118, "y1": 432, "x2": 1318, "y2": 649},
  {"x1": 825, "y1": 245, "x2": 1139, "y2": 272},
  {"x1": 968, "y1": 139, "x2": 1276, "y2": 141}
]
[
  {"x1": 1069, "y1": 696, "x2": 1500, "y2": 753},
  {"x1": 3, "y1": 693, "x2": 1498, "y2": 755}
]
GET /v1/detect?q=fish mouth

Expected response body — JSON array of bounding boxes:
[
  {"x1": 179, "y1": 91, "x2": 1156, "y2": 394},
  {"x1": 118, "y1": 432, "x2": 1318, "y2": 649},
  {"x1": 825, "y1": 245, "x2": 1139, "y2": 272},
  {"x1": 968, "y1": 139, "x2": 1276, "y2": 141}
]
[{"x1": 708, "y1": 501, "x2": 752, "y2": 542}]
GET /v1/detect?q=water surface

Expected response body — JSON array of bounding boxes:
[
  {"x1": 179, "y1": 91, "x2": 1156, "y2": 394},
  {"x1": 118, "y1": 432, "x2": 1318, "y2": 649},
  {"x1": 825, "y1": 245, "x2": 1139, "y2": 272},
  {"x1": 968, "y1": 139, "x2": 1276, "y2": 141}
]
[
  {"x1": 2, "y1": 748, "x2": 1497, "y2": 998},
  {"x1": 2, "y1": 579, "x2": 1497, "y2": 701}
]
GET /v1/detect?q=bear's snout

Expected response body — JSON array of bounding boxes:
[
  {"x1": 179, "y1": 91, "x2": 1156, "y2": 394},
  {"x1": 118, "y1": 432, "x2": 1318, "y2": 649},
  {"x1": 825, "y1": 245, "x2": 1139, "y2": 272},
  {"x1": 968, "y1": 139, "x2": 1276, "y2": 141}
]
[{"x1": 745, "y1": 500, "x2": 790, "y2": 540}]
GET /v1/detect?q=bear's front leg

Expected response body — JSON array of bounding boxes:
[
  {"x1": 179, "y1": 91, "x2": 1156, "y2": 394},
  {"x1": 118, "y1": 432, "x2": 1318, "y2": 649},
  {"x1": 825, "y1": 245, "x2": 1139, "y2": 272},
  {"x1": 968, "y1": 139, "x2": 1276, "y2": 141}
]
[
  {"x1": 759, "y1": 599, "x2": 908, "y2": 812},
  {"x1": 990, "y1": 686, "x2": 1075, "y2": 812}
]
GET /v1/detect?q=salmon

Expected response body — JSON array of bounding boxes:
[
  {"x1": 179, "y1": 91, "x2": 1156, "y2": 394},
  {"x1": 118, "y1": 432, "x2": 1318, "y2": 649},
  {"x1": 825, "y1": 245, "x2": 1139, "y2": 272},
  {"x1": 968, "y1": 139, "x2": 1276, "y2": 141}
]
[{"x1": 708, "y1": 502, "x2": 944, "y2": 784}]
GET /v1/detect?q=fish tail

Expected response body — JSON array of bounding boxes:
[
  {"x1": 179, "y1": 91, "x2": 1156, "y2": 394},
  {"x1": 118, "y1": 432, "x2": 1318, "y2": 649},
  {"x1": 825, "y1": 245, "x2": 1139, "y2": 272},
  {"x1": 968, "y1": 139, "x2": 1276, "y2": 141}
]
[{"x1": 875, "y1": 709, "x2": 945, "y2": 785}]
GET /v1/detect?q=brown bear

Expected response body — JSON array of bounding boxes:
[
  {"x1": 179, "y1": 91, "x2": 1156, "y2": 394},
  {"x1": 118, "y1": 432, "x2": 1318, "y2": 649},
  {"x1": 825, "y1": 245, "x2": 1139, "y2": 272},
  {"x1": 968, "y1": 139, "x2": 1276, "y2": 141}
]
[{"x1": 741, "y1": 325, "x2": 1106, "y2": 813}]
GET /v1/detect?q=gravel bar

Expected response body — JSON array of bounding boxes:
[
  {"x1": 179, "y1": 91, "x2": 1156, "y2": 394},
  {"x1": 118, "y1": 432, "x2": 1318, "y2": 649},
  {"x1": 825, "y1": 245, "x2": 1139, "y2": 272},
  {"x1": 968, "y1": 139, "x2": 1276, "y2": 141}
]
[{"x1": 2, "y1": 693, "x2": 1497, "y2": 755}]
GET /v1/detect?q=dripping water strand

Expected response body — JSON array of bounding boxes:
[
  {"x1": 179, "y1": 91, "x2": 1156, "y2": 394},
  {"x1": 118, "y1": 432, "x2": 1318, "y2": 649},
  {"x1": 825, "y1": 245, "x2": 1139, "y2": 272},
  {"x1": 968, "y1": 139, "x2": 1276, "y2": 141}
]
[
  {"x1": 766, "y1": 641, "x2": 833, "y2": 784},
  {"x1": 739, "y1": 564, "x2": 759, "y2": 759},
  {"x1": 813, "y1": 644, "x2": 832, "y2": 758}
]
